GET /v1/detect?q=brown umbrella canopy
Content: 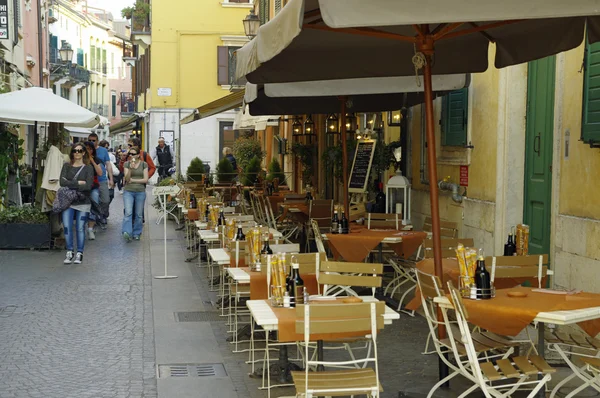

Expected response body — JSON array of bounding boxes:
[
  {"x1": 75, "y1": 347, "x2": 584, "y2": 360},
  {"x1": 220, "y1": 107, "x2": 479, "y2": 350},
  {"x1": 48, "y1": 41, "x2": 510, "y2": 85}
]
[{"x1": 236, "y1": 0, "x2": 600, "y2": 83}]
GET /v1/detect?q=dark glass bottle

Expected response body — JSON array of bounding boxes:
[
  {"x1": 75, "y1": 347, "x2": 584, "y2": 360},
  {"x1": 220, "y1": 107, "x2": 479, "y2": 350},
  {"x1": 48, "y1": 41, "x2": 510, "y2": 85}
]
[
  {"x1": 291, "y1": 263, "x2": 305, "y2": 306},
  {"x1": 218, "y1": 209, "x2": 226, "y2": 226},
  {"x1": 331, "y1": 210, "x2": 339, "y2": 234},
  {"x1": 340, "y1": 211, "x2": 349, "y2": 234},
  {"x1": 503, "y1": 234, "x2": 513, "y2": 256},
  {"x1": 235, "y1": 224, "x2": 246, "y2": 241},
  {"x1": 509, "y1": 228, "x2": 517, "y2": 255},
  {"x1": 204, "y1": 204, "x2": 210, "y2": 222},
  {"x1": 374, "y1": 182, "x2": 386, "y2": 213},
  {"x1": 260, "y1": 236, "x2": 273, "y2": 255},
  {"x1": 189, "y1": 194, "x2": 197, "y2": 209},
  {"x1": 475, "y1": 254, "x2": 492, "y2": 299}
]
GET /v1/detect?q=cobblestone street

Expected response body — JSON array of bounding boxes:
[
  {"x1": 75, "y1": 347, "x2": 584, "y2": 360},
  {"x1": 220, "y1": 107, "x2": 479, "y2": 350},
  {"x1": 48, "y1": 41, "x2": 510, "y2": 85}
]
[{"x1": 0, "y1": 197, "x2": 157, "y2": 398}]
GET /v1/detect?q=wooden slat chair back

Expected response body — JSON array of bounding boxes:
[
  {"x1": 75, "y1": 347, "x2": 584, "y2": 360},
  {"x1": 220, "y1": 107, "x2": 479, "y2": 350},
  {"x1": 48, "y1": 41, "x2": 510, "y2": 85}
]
[
  {"x1": 309, "y1": 199, "x2": 333, "y2": 228},
  {"x1": 269, "y1": 243, "x2": 300, "y2": 253},
  {"x1": 318, "y1": 261, "x2": 383, "y2": 297},
  {"x1": 447, "y1": 283, "x2": 555, "y2": 396},
  {"x1": 224, "y1": 214, "x2": 255, "y2": 222},
  {"x1": 486, "y1": 254, "x2": 550, "y2": 289},
  {"x1": 349, "y1": 202, "x2": 366, "y2": 222},
  {"x1": 291, "y1": 302, "x2": 382, "y2": 397},
  {"x1": 367, "y1": 213, "x2": 400, "y2": 230},
  {"x1": 422, "y1": 238, "x2": 475, "y2": 259},
  {"x1": 423, "y1": 216, "x2": 458, "y2": 238}
]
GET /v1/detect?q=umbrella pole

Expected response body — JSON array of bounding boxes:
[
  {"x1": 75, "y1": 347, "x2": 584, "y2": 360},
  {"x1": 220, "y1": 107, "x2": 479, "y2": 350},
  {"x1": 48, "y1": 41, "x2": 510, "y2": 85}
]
[
  {"x1": 339, "y1": 97, "x2": 349, "y2": 218},
  {"x1": 421, "y1": 39, "x2": 449, "y2": 384},
  {"x1": 31, "y1": 121, "x2": 38, "y2": 204}
]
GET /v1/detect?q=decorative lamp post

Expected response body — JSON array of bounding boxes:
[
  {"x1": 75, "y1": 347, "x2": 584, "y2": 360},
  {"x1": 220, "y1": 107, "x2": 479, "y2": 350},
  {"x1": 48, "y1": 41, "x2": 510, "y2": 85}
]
[
  {"x1": 386, "y1": 146, "x2": 411, "y2": 224},
  {"x1": 243, "y1": 10, "x2": 260, "y2": 38},
  {"x1": 59, "y1": 40, "x2": 74, "y2": 64},
  {"x1": 292, "y1": 117, "x2": 303, "y2": 137},
  {"x1": 326, "y1": 113, "x2": 339, "y2": 134}
]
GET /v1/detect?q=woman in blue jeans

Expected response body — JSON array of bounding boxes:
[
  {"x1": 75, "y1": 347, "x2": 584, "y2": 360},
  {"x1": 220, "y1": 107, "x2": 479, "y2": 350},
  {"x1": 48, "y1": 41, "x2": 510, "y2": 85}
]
[
  {"x1": 122, "y1": 146, "x2": 149, "y2": 242},
  {"x1": 60, "y1": 143, "x2": 94, "y2": 264}
]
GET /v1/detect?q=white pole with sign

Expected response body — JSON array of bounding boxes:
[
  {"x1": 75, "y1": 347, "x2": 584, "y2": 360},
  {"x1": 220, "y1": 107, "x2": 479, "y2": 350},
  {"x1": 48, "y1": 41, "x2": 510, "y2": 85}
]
[{"x1": 153, "y1": 185, "x2": 181, "y2": 279}]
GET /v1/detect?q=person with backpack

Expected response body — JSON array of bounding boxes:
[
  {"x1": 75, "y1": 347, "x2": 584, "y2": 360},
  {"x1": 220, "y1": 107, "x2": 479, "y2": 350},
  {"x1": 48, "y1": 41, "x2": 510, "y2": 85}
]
[
  {"x1": 152, "y1": 137, "x2": 174, "y2": 182},
  {"x1": 128, "y1": 137, "x2": 156, "y2": 179}
]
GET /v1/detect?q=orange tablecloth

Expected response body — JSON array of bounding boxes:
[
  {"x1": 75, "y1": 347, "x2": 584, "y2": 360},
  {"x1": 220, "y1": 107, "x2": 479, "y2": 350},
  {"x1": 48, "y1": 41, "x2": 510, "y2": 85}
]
[
  {"x1": 270, "y1": 299, "x2": 373, "y2": 342},
  {"x1": 326, "y1": 228, "x2": 426, "y2": 262},
  {"x1": 249, "y1": 270, "x2": 319, "y2": 300},
  {"x1": 405, "y1": 258, "x2": 549, "y2": 311},
  {"x1": 461, "y1": 286, "x2": 600, "y2": 337}
]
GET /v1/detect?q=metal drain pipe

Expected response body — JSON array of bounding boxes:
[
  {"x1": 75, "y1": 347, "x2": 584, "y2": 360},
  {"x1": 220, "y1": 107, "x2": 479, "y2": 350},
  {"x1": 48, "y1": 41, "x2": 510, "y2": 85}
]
[{"x1": 438, "y1": 180, "x2": 464, "y2": 203}]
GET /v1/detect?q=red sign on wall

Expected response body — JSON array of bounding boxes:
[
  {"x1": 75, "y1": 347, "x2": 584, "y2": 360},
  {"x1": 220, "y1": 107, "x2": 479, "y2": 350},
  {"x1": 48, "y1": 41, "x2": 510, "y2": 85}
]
[{"x1": 460, "y1": 165, "x2": 469, "y2": 187}]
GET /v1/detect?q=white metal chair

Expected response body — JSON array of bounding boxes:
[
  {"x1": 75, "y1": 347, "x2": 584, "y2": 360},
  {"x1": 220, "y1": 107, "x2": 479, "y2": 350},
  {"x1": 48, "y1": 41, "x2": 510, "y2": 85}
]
[
  {"x1": 447, "y1": 282, "x2": 555, "y2": 398},
  {"x1": 291, "y1": 302, "x2": 383, "y2": 398}
]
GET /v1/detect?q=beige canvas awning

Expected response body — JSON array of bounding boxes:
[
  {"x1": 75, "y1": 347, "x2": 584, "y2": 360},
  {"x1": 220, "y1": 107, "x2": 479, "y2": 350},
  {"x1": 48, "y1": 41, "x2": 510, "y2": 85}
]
[
  {"x1": 236, "y1": 0, "x2": 600, "y2": 83},
  {"x1": 182, "y1": 90, "x2": 245, "y2": 124}
]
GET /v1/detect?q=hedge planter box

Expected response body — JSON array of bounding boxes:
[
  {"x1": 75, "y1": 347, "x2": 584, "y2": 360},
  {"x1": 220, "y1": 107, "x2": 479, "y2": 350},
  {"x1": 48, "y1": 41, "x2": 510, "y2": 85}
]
[{"x1": 0, "y1": 223, "x2": 51, "y2": 249}]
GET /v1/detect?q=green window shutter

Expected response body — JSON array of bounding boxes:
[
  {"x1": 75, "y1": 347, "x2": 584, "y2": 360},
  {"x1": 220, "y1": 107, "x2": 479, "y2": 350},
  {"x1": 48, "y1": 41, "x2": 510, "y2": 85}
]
[
  {"x1": 581, "y1": 41, "x2": 600, "y2": 145},
  {"x1": 77, "y1": 49, "x2": 84, "y2": 66},
  {"x1": 90, "y1": 45, "x2": 96, "y2": 71},
  {"x1": 441, "y1": 87, "x2": 468, "y2": 146}
]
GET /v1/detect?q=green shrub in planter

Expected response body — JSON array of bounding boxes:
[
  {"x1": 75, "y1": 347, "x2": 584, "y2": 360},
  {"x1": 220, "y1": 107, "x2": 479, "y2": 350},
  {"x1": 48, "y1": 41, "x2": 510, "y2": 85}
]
[
  {"x1": 0, "y1": 206, "x2": 48, "y2": 224},
  {"x1": 266, "y1": 158, "x2": 286, "y2": 185},
  {"x1": 0, "y1": 206, "x2": 50, "y2": 249},
  {"x1": 216, "y1": 158, "x2": 235, "y2": 183},
  {"x1": 242, "y1": 156, "x2": 261, "y2": 186},
  {"x1": 186, "y1": 157, "x2": 205, "y2": 181}
]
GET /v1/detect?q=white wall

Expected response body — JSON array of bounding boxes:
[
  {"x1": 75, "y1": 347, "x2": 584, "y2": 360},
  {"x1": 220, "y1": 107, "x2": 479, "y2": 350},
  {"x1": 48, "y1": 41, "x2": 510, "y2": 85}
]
[{"x1": 147, "y1": 107, "x2": 236, "y2": 183}]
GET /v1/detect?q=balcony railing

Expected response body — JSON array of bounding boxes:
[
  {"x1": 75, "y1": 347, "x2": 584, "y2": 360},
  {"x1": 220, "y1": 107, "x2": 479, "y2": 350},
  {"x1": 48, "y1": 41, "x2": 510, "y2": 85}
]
[{"x1": 69, "y1": 65, "x2": 90, "y2": 84}]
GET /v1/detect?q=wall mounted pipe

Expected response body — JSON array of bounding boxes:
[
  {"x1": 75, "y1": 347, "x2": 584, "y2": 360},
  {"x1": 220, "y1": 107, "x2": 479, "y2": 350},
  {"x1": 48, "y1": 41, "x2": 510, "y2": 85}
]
[{"x1": 438, "y1": 180, "x2": 464, "y2": 203}]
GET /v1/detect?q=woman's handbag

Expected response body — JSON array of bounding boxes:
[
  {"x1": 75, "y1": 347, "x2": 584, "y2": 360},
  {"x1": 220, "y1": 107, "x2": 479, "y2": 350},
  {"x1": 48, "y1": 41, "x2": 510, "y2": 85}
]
[
  {"x1": 52, "y1": 166, "x2": 85, "y2": 213},
  {"x1": 111, "y1": 161, "x2": 120, "y2": 177}
]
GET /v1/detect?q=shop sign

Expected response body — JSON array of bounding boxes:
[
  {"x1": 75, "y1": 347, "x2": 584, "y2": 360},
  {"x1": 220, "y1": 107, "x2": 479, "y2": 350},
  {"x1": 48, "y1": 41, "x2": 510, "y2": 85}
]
[
  {"x1": 460, "y1": 165, "x2": 469, "y2": 187},
  {"x1": 157, "y1": 87, "x2": 172, "y2": 97},
  {"x1": 0, "y1": 0, "x2": 9, "y2": 41}
]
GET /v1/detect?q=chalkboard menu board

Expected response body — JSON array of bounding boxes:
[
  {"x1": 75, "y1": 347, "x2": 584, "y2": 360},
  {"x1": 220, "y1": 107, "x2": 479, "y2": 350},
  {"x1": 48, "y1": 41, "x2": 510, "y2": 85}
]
[{"x1": 349, "y1": 140, "x2": 377, "y2": 193}]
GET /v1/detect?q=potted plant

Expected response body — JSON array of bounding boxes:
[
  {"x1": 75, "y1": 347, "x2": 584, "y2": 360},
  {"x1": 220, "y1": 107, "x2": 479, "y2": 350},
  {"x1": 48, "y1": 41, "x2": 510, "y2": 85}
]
[
  {"x1": 232, "y1": 136, "x2": 265, "y2": 171},
  {"x1": 242, "y1": 156, "x2": 261, "y2": 186},
  {"x1": 0, "y1": 206, "x2": 50, "y2": 249},
  {"x1": 216, "y1": 158, "x2": 235, "y2": 183},
  {"x1": 121, "y1": 1, "x2": 151, "y2": 31},
  {"x1": 266, "y1": 158, "x2": 286, "y2": 186},
  {"x1": 186, "y1": 157, "x2": 205, "y2": 182}
]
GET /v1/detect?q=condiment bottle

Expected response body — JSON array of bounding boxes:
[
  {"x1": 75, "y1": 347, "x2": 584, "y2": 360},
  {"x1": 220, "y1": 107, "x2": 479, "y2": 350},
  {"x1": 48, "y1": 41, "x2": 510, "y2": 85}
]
[
  {"x1": 475, "y1": 249, "x2": 492, "y2": 299},
  {"x1": 235, "y1": 224, "x2": 246, "y2": 241},
  {"x1": 291, "y1": 260, "x2": 305, "y2": 306},
  {"x1": 331, "y1": 209, "x2": 339, "y2": 234}
]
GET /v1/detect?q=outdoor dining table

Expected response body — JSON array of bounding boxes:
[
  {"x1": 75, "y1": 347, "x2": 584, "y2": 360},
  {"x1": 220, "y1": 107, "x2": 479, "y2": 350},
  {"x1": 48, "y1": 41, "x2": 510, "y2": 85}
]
[
  {"x1": 323, "y1": 227, "x2": 427, "y2": 263},
  {"x1": 405, "y1": 258, "x2": 552, "y2": 311},
  {"x1": 435, "y1": 287, "x2": 600, "y2": 397}
]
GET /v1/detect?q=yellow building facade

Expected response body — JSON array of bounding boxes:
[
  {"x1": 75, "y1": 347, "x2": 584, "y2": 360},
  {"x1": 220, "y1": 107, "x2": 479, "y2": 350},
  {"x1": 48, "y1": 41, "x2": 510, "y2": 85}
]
[
  {"x1": 144, "y1": 0, "x2": 252, "y2": 177},
  {"x1": 404, "y1": 43, "x2": 600, "y2": 292}
]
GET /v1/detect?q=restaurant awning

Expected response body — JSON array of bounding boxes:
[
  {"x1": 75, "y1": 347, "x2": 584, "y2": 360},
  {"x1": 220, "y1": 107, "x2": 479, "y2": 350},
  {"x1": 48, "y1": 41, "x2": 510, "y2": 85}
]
[
  {"x1": 65, "y1": 126, "x2": 93, "y2": 138},
  {"x1": 236, "y1": 0, "x2": 600, "y2": 83},
  {"x1": 109, "y1": 114, "x2": 140, "y2": 135},
  {"x1": 244, "y1": 74, "x2": 469, "y2": 115},
  {"x1": 181, "y1": 90, "x2": 245, "y2": 124}
]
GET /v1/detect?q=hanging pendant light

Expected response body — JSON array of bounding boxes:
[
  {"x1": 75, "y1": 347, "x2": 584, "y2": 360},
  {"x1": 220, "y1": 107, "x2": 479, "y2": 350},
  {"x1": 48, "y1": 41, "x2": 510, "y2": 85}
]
[
  {"x1": 345, "y1": 113, "x2": 356, "y2": 131},
  {"x1": 326, "y1": 113, "x2": 339, "y2": 134},
  {"x1": 292, "y1": 117, "x2": 303, "y2": 136},
  {"x1": 304, "y1": 114, "x2": 315, "y2": 135}
]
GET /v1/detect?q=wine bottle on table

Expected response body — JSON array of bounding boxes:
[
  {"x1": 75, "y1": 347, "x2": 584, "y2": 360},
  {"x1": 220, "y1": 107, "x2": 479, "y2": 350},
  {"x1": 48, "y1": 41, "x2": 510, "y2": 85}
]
[
  {"x1": 291, "y1": 262, "x2": 305, "y2": 305},
  {"x1": 475, "y1": 251, "x2": 492, "y2": 299},
  {"x1": 331, "y1": 210, "x2": 339, "y2": 234},
  {"x1": 235, "y1": 224, "x2": 246, "y2": 241},
  {"x1": 340, "y1": 211, "x2": 349, "y2": 234},
  {"x1": 503, "y1": 233, "x2": 513, "y2": 256},
  {"x1": 260, "y1": 235, "x2": 273, "y2": 255},
  {"x1": 509, "y1": 227, "x2": 517, "y2": 255}
]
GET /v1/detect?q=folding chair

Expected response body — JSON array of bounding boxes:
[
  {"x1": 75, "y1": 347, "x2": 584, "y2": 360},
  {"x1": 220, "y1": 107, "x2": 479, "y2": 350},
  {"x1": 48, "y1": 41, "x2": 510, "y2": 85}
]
[
  {"x1": 318, "y1": 261, "x2": 383, "y2": 298},
  {"x1": 423, "y1": 216, "x2": 459, "y2": 238},
  {"x1": 367, "y1": 213, "x2": 401, "y2": 230},
  {"x1": 415, "y1": 269, "x2": 522, "y2": 397},
  {"x1": 291, "y1": 302, "x2": 383, "y2": 398},
  {"x1": 487, "y1": 254, "x2": 551, "y2": 289},
  {"x1": 447, "y1": 282, "x2": 555, "y2": 398},
  {"x1": 310, "y1": 219, "x2": 327, "y2": 255},
  {"x1": 307, "y1": 199, "x2": 333, "y2": 251}
]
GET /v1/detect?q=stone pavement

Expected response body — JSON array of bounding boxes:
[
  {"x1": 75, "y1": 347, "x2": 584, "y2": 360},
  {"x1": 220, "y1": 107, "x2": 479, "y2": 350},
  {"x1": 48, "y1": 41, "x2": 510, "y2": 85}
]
[{"x1": 0, "y1": 191, "x2": 586, "y2": 398}]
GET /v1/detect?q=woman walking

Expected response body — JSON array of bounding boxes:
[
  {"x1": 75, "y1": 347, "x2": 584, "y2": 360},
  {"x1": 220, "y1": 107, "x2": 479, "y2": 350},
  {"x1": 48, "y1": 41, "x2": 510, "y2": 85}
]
[
  {"x1": 83, "y1": 141, "x2": 105, "y2": 238},
  {"x1": 122, "y1": 146, "x2": 149, "y2": 242},
  {"x1": 60, "y1": 143, "x2": 94, "y2": 264}
]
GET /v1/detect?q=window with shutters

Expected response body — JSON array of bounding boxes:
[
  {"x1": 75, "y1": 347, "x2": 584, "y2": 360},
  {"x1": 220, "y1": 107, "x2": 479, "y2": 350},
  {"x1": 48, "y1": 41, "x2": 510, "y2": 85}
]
[
  {"x1": 274, "y1": 0, "x2": 282, "y2": 15},
  {"x1": 90, "y1": 45, "x2": 96, "y2": 71},
  {"x1": 77, "y1": 49, "x2": 84, "y2": 66},
  {"x1": 259, "y1": 0, "x2": 269, "y2": 24},
  {"x1": 102, "y1": 49, "x2": 107, "y2": 74},
  {"x1": 581, "y1": 41, "x2": 600, "y2": 145},
  {"x1": 440, "y1": 88, "x2": 469, "y2": 147},
  {"x1": 217, "y1": 46, "x2": 247, "y2": 87}
]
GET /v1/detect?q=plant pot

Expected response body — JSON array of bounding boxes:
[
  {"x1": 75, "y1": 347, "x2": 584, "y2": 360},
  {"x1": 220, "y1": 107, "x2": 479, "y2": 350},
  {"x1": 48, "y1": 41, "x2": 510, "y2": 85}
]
[{"x1": 0, "y1": 223, "x2": 51, "y2": 249}]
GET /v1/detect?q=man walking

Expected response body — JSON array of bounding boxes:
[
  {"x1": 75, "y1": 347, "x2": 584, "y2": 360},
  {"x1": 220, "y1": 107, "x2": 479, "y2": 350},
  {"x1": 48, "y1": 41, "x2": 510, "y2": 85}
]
[
  {"x1": 152, "y1": 137, "x2": 174, "y2": 182},
  {"x1": 87, "y1": 133, "x2": 113, "y2": 237}
]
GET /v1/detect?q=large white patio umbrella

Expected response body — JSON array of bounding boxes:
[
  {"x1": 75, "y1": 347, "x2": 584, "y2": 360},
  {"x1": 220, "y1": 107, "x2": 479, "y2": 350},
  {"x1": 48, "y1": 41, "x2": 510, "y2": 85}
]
[
  {"x1": 235, "y1": 0, "x2": 600, "y2": 286},
  {"x1": 0, "y1": 87, "x2": 102, "y2": 202},
  {"x1": 0, "y1": 87, "x2": 100, "y2": 127}
]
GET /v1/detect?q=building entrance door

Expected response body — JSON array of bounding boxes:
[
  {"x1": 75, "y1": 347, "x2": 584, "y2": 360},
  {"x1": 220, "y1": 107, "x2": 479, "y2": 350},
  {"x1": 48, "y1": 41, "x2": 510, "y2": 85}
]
[{"x1": 524, "y1": 56, "x2": 555, "y2": 255}]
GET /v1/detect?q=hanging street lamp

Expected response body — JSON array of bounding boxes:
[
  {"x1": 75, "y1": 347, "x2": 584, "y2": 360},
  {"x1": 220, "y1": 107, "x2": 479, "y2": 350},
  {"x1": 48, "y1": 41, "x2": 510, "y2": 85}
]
[
  {"x1": 326, "y1": 113, "x2": 339, "y2": 134},
  {"x1": 243, "y1": 9, "x2": 260, "y2": 39},
  {"x1": 59, "y1": 40, "x2": 74, "y2": 64}
]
